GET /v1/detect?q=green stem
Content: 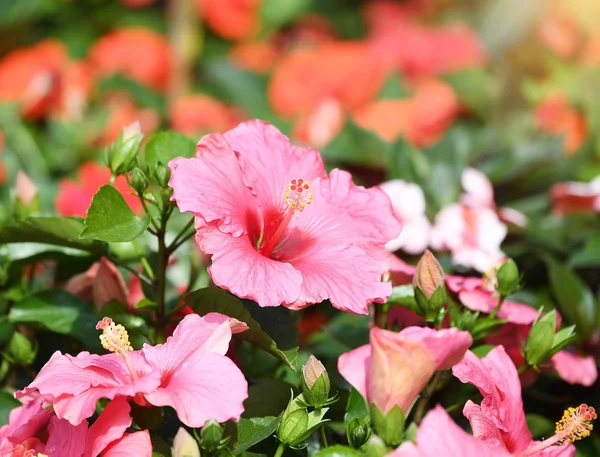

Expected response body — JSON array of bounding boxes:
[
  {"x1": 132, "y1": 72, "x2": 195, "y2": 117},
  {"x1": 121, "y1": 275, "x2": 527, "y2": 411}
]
[
  {"x1": 155, "y1": 208, "x2": 170, "y2": 343},
  {"x1": 274, "y1": 443, "x2": 286, "y2": 457},
  {"x1": 320, "y1": 424, "x2": 328, "y2": 447},
  {"x1": 167, "y1": 217, "x2": 195, "y2": 253},
  {"x1": 489, "y1": 295, "x2": 506, "y2": 320},
  {"x1": 413, "y1": 371, "x2": 443, "y2": 423},
  {"x1": 138, "y1": 194, "x2": 160, "y2": 231},
  {"x1": 107, "y1": 254, "x2": 153, "y2": 286},
  {"x1": 132, "y1": 241, "x2": 155, "y2": 281},
  {"x1": 518, "y1": 363, "x2": 531, "y2": 375}
]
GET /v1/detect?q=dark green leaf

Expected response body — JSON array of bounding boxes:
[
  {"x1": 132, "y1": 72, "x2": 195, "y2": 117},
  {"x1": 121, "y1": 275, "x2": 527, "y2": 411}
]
[
  {"x1": 570, "y1": 234, "x2": 600, "y2": 268},
  {"x1": 544, "y1": 256, "x2": 595, "y2": 338},
  {"x1": 0, "y1": 391, "x2": 20, "y2": 426},
  {"x1": 345, "y1": 388, "x2": 369, "y2": 425},
  {"x1": 9, "y1": 291, "x2": 102, "y2": 350},
  {"x1": 2, "y1": 331, "x2": 37, "y2": 365},
  {"x1": 0, "y1": 217, "x2": 104, "y2": 254},
  {"x1": 80, "y1": 185, "x2": 149, "y2": 243},
  {"x1": 145, "y1": 131, "x2": 196, "y2": 169},
  {"x1": 526, "y1": 413, "x2": 555, "y2": 439},
  {"x1": 243, "y1": 379, "x2": 295, "y2": 418},
  {"x1": 313, "y1": 446, "x2": 364, "y2": 457},
  {"x1": 321, "y1": 122, "x2": 390, "y2": 168},
  {"x1": 234, "y1": 416, "x2": 280, "y2": 454}
]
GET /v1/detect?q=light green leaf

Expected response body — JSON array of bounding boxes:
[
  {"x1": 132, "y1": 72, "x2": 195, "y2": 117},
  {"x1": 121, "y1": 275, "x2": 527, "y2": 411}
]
[{"x1": 145, "y1": 131, "x2": 196, "y2": 169}]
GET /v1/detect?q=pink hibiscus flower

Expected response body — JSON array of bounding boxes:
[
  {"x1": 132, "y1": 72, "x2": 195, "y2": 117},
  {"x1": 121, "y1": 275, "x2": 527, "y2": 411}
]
[
  {"x1": 338, "y1": 326, "x2": 472, "y2": 414},
  {"x1": 168, "y1": 120, "x2": 401, "y2": 314},
  {"x1": 1, "y1": 396, "x2": 151, "y2": 457},
  {"x1": 389, "y1": 403, "x2": 592, "y2": 457},
  {"x1": 451, "y1": 346, "x2": 585, "y2": 456},
  {"x1": 379, "y1": 180, "x2": 431, "y2": 255},
  {"x1": 16, "y1": 313, "x2": 248, "y2": 428}
]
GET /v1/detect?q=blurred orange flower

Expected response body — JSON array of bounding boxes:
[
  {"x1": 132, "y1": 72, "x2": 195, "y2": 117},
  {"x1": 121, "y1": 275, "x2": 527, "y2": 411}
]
[
  {"x1": 199, "y1": 0, "x2": 261, "y2": 41},
  {"x1": 52, "y1": 61, "x2": 95, "y2": 121},
  {"x1": 101, "y1": 94, "x2": 160, "y2": 145},
  {"x1": 0, "y1": 40, "x2": 67, "y2": 119},
  {"x1": 538, "y1": 14, "x2": 582, "y2": 59},
  {"x1": 354, "y1": 80, "x2": 459, "y2": 147},
  {"x1": 169, "y1": 94, "x2": 242, "y2": 136},
  {"x1": 269, "y1": 42, "x2": 385, "y2": 118},
  {"x1": 229, "y1": 41, "x2": 279, "y2": 74},
  {"x1": 89, "y1": 28, "x2": 172, "y2": 91},
  {"x1": 535, "y1": 94, "x2": 588, "y2": 154},
  {"x1": 581, "y1": 34, "x2": 600, "y2": 66}
]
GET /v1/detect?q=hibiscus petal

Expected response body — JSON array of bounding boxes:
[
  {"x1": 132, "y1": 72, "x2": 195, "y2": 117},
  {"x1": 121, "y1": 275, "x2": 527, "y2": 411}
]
[
  {"x1": 338, "y1": 344, "x2": 370, "y2": 400},
  {"x1": 551, "y1": 351, "x2": 598, "y2": 387},
  {"x1": 462, "y1": 400, "x2": 508, "y2": 450},
  {"x1": 399, "y1": 327, "x2": 472, "y2": 370},
  {"x1": 224, "y1": 119, "x2": 327, "y2": 211},
  {"x1": 43, "y1": 416, "x2": 88, "y2": 457},
  {"x1": 144, "y1": 351, "x2": 248, "y2": 427},
  {"x1": 168, "y1": 132, "x2": 256, "y2": 237},
  {"x1": 102, "y1": 430, "x2": 152, "y2": 457},
  {"x1": 85, "y1": 397, "x2": 132, "y2": 457},
  {"x1": 198, "y1": 226, "x2": 303, "y2": 307}
]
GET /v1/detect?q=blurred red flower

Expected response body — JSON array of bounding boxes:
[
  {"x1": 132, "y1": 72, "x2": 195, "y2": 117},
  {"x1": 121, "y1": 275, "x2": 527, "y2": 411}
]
[
  {"x1": 229, "y1": 41, "x2": 279, "y2": 74},
  {"x1": 353, "y1": 80, "x2": 459, "y2": 147},
  {"x1": 0, "y1": 40, "x2": 67, "y2": 119},
  {"x1": 89, "y1": 28, "x2": 171, "y2": 91},
  {"x1": 55, "y1": 161, "x2": 142, "y2": 217},
  {"x1": 199, "y1": 0, "x2": 261, "y2": 41},
  {"x1": 100, "y1": 94, "x2": 159, "y2": 145},
  {"x1": 269, "y1": 42, "x2": 385, "y2": 118},
  {"x1": 535, "y1": 93, "x2": 587, "y2": 154},
  {"x1": 169, "y1": 94, "x2": 243, "y2": 136}
]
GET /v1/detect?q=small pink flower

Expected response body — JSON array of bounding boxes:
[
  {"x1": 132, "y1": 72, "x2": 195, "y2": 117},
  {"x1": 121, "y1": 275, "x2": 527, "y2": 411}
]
[
  {"x1": 168, "y1": 120, "x2": 401, "y2": 314},
  {"x1": 17, "y1": 313, "x2": 248, "y2": 428},
  {"x1": 338, "y1": 326, "x2": 472, "y2": 413},
  {"x1": 452, "y1": 346, "x2": 578, "y2": 456},
  {"x1": 379, "y1": 180, "x2": 430, "y2": 255}
]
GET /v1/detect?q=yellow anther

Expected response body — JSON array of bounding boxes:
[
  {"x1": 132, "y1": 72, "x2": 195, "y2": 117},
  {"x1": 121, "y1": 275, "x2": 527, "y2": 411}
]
[
  {"x1": 96, "y1": 317, "x2": 132, "y2": 354},
  {"x1": 555, "y1": 404, "x2": 596, "y2": 444}
]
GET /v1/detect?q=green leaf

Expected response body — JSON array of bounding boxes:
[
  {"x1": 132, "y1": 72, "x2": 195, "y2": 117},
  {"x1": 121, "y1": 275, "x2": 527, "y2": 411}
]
[
  {"x1": 0, "y1": 391, "x2": 20, "y2": 426},
  {"x1": 570, "y1": 234, "x2": 600, "y2": 268},
  {"x1": 443, "y1": 69, "x2": 491, "y2": 119},
  {"x1": 321, "y1": 121, "x2": 390, "y2": 168},
  {"x1": 524, "y1": 311, "x2": 556, "y2": 366},
  {"x1": 378, "y1": 74, "x2": 409, "y2": 99},
  {"x1": 243, "y1": 379, "x2": 295, "y2": 418},
  {"x1": 234, "y1": 416, "x2": 280, "y2": 454},
  {"x1": 0, "y1": 217, "x2": 104, "y2": 254},
  {"x1": 544, "y1": 256, "x2": 595, "y2": 338},
  {"x1": 345, "y1": 388, "x2": 369, "y2": 425},
  {"x1": 2, "y1": 331, "x2": 38, "y2": 365},
  {"x1": 80, "y1": 185, "x2": 149, "y2": 243},
  {"x1": 314, "y1": 446, "x2": 364, "y2": 457},
  {"x1": 9, "y1": 291, "x2": 102, "y2": 350},
  {"x1": 185, "y1": 287, "x2": 298, "y2": 368},
  {"x1": 145, "y1": 131, "x2": 196, "y2": 169},
  {"x1": 260, "y1": 0, "x2": 312, "y2": 30},
  {"x1": 526, "y1": 413, "x2": 555, "y2": 439}
]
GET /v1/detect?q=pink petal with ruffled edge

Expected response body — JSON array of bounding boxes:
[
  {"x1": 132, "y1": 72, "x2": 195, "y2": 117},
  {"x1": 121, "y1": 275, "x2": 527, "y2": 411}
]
[
  {"x1": 388, "y1": 406, "x2": 509, "y2": 457},
  {"x1": 168, "y1": 132, "x2": 256, "y2": 237},
  {"x1": 462, "y1": 400, "x2": 509, "y2": 451},
  {"x1": 102, "y1": 430, "x2": 152, "y2": 457},
  {"x1": 142, "y1": 313, "x2": 248, "y2": 427},
  {"x1": 551, "y1": 351, "x2": 598, "y2": 387},
  {"x1": 85, "y1": 397, "x2": 132, "y2": 457},
  {"x1": 399, "y1": 327, "x2": 472, "y2": 370},
  {"x1": 198, "y1": 227, "x2": 303, "y2": 307},
  {"x1": 338, "y1": 344, "x2": 371, "y2": 399},
  {"x1": 224, "y1": 119, "x2": 327, "y2": 211},
  {"x1": 452, "y1": 347, "x2": 531, "y2": 453}
]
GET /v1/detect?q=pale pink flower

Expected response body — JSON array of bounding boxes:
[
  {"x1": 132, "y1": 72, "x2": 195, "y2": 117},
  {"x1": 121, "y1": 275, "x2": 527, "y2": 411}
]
[
  {"x1": 168, "y1": 120, "x2": 401, "y2": 314},
  {"x1": 1, "y1": 396, "x2": 151, "y2": 457},
  {"x1": 551, "y1": 351, "x2": 598, "y2": 387},
  {"x1": 452, "y1": 346, "x2": 578, "y2": 457},
  {"x1": 15, "y1": 171, "x2": 38, "y2": 207},
  {"x1": 172, "y1": 428, "x2": 200, "y2": 457},
  {"x1": 66, "y1": 258, "x2": 129, "y2": 308},
  {"x1": 17, "y1": 313, "x2": 248, "y2": 428},
  {"x1": 338, "y1": 326, "x2": 472, "y2": 413},
  {"x1": 379, "y1": 180, "x2": 430, "y2": 254}
]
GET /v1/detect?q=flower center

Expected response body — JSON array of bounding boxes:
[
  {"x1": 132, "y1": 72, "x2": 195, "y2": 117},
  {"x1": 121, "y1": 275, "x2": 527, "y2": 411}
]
[
  {"x1": 96, "y1": 317, "x2": 138, "y2": 381},
  {"x1": 257, "y1": 179, "x2": 313, "y2": 258},
  {"x1": 515, "y1": 404, "x2": 596, "y2": 456}
]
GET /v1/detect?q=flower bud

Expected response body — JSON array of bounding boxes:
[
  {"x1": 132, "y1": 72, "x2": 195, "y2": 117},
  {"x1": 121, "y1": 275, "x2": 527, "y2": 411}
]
[
  {"x1": 172, "y1": 427, "x2": 200, "y2": 457},
  {"x1": 370, "y1": 404, "x2": 405, "y2": 448},
  {"x1": 15, "y1": 171, "x2": 38, "y2": 207},
  {"x1": 525, "y1": 310, "x2": 557, "y2": 367},
  {"x1": 277, "y1": 393, "x2": 329, "y2": 448},
  {"x1": 413, "y1": 250, "x2": 445, "y2": 321},
  {"x1": 155, "y1": 163, "x2": 171, "y2": 188},
  {"x1": 301, "y1": 355, "x2": 330, "y2": 408},
  {"x1": 108, "y1": 121, "x2": 144, "y2": 175},
  {"x1": 346, "y1": 417, "x2": 371, "y2": 449},
  {"x1": 131, "y1": 168, "x2": 148, "y2": 194},
  {"x1": 201, "y1": 419, "x2": 223, "y2": 450},
  {"x1": 496, "y1": 258, "x2": 520, "y2": 297}
]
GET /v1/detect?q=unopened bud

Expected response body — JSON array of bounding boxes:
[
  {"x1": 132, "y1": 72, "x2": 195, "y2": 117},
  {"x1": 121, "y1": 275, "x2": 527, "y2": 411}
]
[
  {"x1": 496, "y1": 258, "x2": 520, "y2": 297},
  {"x1": 172, "y1": 427, "x2": 200, "y2": 457},
  {"x1": 301, "y1": 355, "x2": 330, "y2": 408},
  {"x1": 370, "y1": 404, "x2": 405, "y2": 448},
  {"x1": 108, "y1": 121, "x2": 144, "y2": 175},
  {"x1": 201, "y1": 420, "x2": 223, "y2": 450},
  {"x1": 131, "y1": 168, "x2": 148, "y2": 194},
  {"x1": 413, "y1": 250, "x2": 444, "y2": 298},
  {"x1": 347, "y1": 417, "x2": 371, "y2": 449},
  {"x1": 15, "y1": 171, "x2": 38, "y2": 207},
  {"x1": 155, "y1": 164, "x2": 171, "y2": 188}
]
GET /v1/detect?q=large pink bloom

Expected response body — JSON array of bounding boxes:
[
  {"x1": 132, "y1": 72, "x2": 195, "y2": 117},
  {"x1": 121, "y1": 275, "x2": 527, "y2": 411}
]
[
  {"x1": 17, "y1": 313, "x2": 248, "y2": 428},
  {"x1": 0, "y1": 396, "x2": 151, "y2": 457},
  {"x1": 451, "y1": 347, "x2": 576, "y2": 457},
  {"x1": 338, "y1": 326, "x2": 472, "y2": 413},
  {"x1": 168, "y1": 120, "x2": 401, "y2": 314}
]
